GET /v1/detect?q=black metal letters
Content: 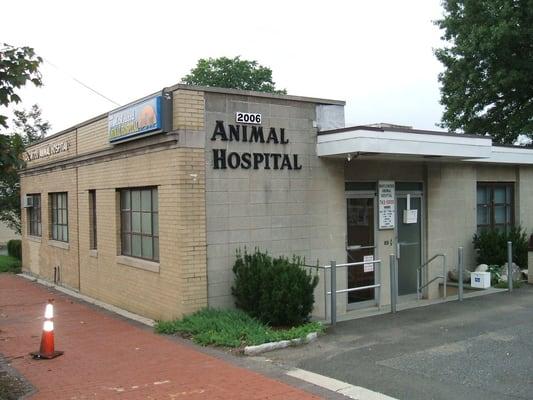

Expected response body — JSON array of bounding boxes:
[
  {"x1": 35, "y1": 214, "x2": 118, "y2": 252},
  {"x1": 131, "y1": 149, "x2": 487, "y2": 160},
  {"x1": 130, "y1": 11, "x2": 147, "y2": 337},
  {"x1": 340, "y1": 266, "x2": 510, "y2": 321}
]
[{"x1": 211, "y1": 121, "x2": 302, "y2": 171}]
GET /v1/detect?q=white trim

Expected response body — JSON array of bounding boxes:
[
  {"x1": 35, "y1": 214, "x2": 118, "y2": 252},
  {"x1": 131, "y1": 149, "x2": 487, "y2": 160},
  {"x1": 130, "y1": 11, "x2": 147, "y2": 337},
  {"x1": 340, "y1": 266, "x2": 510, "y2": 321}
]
[
  {"x1": 286, "y1": 368, "x2": 398, "y2": 400},
  {"x1": 467, "y1": 146, "x2": 533, "y2": 165},
  {"x1": 317, "y1": 129, "x2": 492, "y2": 159}
]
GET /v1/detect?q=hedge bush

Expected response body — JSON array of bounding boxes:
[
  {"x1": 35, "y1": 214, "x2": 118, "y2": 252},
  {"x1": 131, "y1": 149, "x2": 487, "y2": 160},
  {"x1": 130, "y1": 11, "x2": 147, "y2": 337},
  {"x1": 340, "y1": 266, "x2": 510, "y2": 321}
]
[
  {"x1": 232, "y1": 249, "x2": 318, "y2": 326},
  {"x1": 7, "y1": 239, "x2": 22, "y2": 261},
  {"x1": 473, "y1": 226, "x2": 528, "y2": 269}
]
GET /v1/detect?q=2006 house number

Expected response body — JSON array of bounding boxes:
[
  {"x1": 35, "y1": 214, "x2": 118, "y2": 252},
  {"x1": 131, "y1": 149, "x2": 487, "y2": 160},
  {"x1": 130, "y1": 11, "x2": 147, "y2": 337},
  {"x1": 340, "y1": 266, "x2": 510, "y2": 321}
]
[{"x1": 235, "y1": 112, "x2": 261, "y2": 124}]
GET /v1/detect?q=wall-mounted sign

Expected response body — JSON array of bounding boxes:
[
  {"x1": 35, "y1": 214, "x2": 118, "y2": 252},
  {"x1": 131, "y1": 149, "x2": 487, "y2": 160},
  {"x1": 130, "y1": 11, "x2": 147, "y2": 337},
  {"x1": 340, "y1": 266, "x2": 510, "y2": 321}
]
[
  {"x1": 378, "y1": 180, "x2": 395, "y2": 229},
  {"x1": 235, "y1": 112, "x2": 261, "y2": 125},
  {"x1": 210, "y1": 120, "x2": 302, "y2": 170},
  {"x1": 108, "y1": 92, "x2": 171, "y2": 144},
  {"x1": 25, "y1": 141, "x2": 69, "y2": 161}
]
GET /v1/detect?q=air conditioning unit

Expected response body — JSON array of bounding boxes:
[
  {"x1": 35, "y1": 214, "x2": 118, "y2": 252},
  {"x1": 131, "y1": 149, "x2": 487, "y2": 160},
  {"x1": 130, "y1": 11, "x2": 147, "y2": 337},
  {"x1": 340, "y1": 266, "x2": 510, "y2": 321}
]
[{"x1": 23, "y1": 195, "x2": 34, "y2": 208}]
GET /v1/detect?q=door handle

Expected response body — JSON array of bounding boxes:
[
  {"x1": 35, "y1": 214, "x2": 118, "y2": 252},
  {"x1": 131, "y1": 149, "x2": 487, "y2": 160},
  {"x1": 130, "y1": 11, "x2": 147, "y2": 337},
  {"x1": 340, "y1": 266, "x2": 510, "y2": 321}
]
[{"x1": 396, "y1": 242, "x2": 401, "y2": 259}]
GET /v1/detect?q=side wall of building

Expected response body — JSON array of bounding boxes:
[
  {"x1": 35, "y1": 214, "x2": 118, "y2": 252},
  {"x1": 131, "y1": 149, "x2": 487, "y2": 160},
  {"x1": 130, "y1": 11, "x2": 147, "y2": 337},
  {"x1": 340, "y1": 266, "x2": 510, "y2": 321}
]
[{"x1": 20, "y1": 88, "x2": 208, "y2": 320}]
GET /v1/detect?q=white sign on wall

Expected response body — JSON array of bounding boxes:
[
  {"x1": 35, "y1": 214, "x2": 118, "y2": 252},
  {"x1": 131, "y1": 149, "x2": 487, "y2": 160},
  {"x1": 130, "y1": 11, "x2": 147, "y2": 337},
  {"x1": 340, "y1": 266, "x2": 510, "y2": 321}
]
[
  {"x1": 235, "y1": 112, "x2": 262, "y2": 125},
  {"x1": 378, "y1": 180, "x2": 395, "y2": 229}
]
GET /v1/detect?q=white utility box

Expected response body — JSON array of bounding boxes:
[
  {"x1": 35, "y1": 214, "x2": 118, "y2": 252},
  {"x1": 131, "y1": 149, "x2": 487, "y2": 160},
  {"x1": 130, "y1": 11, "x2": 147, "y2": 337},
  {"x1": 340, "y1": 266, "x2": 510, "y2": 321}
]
[{"x1": 471, "y1": 271, "x2": 491, "y2": 289}]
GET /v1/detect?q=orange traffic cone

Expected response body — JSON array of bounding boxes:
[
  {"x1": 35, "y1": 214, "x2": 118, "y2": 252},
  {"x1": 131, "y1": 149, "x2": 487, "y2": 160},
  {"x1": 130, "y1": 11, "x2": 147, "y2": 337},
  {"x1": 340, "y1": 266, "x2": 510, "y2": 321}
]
[{"x1": 31, "y1": 300, "x2": 63, "y2": 359}]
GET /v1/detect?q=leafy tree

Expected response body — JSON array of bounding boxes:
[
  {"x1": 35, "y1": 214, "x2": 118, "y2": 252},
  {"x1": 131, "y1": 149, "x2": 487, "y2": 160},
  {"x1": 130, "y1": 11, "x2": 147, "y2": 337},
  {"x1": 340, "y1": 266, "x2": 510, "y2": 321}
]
[
  {"x1": 435, "y1": 0, "x2": 533, "y2": 143},
  {"x1": 13, "y1": 104, "x2": 50, "y2": 143},
  {"x1": 182, "y1": 56, "x2": 286, "y2": 94},
  {"x1": 0, "y1": 44, "x2": 43, "y2": 128},
  {"x1": 0, "y1": 105, "x2": 50, "y2": 234}
]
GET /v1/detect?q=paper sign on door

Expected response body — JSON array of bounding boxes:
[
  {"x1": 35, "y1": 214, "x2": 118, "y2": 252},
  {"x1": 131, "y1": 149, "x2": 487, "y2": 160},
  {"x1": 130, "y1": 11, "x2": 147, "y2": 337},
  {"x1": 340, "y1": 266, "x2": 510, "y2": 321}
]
[{"x1": 363, "y1": 255, "x2": 374, "y2": 273}]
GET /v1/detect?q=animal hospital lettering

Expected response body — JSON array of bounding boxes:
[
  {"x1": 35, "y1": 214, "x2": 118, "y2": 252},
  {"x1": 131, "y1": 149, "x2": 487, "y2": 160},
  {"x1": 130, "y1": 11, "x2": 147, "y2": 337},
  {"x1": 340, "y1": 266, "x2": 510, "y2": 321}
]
[{"x1": 210, "y1": 120, "x2": 302, "y2": 170}]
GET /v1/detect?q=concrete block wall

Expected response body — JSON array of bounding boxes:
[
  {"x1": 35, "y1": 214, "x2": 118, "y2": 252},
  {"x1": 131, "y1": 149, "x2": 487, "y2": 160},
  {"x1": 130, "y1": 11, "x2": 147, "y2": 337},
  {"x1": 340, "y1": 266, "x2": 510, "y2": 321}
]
[
  {"x1": 426, "y1": 163, "x2": 477, "y2": 298},
  {"x1": 204, "y1": 92, "x2": 346, "y2": 317}
]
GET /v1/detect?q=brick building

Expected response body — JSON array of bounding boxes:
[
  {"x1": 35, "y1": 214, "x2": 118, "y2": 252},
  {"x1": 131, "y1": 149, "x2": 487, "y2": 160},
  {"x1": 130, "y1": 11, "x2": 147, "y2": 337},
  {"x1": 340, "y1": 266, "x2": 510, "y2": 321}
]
[{"x1": 20, "y1": 84, "x2": 533, "y2": 321}]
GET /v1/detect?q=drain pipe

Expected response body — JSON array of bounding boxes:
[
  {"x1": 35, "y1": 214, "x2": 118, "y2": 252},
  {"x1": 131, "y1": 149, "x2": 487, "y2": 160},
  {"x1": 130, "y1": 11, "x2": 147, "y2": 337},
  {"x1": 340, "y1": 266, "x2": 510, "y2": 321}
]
[
  {"x1": 390, "y1": 254, "x2": 397, "y2": 313},
  {"x1": 507, "y1": 241, "x2": 513, "y2": 293},
  {"x1": 458, "y1": 247, "x2": 464, "y2": 302}
]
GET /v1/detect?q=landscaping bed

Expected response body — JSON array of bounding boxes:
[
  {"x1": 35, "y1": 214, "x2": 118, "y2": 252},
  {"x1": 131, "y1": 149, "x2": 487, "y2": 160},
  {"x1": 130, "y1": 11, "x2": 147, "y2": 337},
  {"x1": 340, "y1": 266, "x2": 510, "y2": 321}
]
[{"x1": 155, "y1": 308, "x2": 323, "y2": 351}]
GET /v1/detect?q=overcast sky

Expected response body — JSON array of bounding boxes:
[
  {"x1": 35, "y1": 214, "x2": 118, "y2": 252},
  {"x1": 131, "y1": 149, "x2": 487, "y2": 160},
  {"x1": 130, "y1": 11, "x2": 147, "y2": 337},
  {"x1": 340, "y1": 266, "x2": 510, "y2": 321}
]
[{"x1": 1, "y1": 0, "x2": 446, "y2": 135}]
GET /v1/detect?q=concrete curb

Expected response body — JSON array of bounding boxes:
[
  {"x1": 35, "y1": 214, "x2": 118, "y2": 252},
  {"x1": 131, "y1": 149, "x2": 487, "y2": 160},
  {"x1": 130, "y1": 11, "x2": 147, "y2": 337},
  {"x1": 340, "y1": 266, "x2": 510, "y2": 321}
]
[
  {"x1": 16, "y1": 273, "x2": 155, "y2": 327},
  {"x1": 243, "y1": 331, "x2": 318, "y2": 356}
]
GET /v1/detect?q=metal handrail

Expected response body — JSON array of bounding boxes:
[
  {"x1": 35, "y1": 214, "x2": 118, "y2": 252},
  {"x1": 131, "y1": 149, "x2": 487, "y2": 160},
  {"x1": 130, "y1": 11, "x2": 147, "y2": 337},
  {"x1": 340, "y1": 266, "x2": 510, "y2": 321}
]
[
  {"x1": 327, "y1": 259, "x2": 384, "y2": 327},
  {"x1": 417, "y1": 253, "x2": 447, "y2": 300}
]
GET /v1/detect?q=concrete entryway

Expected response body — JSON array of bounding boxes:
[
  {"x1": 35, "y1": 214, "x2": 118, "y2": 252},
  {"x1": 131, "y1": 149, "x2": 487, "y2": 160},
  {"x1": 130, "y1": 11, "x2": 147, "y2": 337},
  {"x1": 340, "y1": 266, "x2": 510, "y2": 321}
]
[{"x1": 267, "y1": 285, "x2": 533, "y2": 400}]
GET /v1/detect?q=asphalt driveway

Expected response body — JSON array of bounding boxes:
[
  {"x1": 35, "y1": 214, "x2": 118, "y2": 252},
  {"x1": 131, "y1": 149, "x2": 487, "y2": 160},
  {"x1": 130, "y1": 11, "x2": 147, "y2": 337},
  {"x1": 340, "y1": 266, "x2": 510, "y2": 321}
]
[{"x1": 266, "y1": 286, "x2": 533, "y2": 400}]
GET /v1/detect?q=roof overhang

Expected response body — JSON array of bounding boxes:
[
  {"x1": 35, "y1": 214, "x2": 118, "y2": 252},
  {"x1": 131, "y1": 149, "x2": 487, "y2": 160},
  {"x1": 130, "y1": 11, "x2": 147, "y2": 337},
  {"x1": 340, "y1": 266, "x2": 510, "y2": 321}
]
[
  {"x1": 317, "y1": 127, "x2": 493, "y2": 161},
  {"x1": 466, "y1": 145, "x2": 533, "y2": 165}
]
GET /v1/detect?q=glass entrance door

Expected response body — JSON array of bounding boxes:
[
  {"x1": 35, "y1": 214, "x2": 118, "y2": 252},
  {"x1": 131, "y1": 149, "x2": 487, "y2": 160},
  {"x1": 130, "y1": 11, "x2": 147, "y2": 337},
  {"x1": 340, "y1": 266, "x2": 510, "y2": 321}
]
[
  {"x1": 346, "y1": 197, "x2": 375, "y2": 303},
  {"x1": 396, "y1": 195, "x2": 422, "y2": 296}
]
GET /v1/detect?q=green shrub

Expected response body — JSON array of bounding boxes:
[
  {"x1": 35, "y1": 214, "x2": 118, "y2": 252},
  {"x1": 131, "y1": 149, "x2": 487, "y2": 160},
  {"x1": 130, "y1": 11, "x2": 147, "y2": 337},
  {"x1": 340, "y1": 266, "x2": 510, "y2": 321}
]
[
  {"x1": 473, "y1": 226, "x2": 528, "y2": 269},
  {"x1": 7, "y1": 240, "x2": 21, "y2": 260},
  {"x1": 0, "y1": 255, "x2": 21, "y2": 273},
  {"x1": 232, "y1": 249, "x2": 318, "y2": 326}
]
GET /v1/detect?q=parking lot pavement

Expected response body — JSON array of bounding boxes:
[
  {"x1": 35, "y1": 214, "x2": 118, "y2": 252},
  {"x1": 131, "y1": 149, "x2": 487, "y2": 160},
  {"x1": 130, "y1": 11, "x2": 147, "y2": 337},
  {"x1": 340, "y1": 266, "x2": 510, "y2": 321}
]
[
  {"x1": 265, "y1": 286, "x2": 533, "y2": 400},
  {"x1": 0, "y1": 274, "x2": 327, "y2": 400}
]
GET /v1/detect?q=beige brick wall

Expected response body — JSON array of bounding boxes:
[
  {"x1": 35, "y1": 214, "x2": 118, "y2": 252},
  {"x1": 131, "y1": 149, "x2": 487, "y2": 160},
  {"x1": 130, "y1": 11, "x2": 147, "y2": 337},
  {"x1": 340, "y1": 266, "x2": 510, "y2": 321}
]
[
  {"x1": 20, "y1": 87, "x2": 209, "y2": 321},
  {"x1": 77, "y1": 117, "x2": 111, "y2": 155},
  {"x1": 76, "y1": 147, "x2": 207, "y2": 320},
  {"x1": 173, "y1": 89, "x2": 205, "y2": 131},
  {"x1": 21, "y1": 168, "x2": 80, "y2": 289}
]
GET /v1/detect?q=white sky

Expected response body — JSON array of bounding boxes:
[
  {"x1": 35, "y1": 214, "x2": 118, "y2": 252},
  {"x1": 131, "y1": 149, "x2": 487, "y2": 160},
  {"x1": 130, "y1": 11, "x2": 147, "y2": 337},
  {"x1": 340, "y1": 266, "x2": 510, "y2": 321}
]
[{"x1": 1, "y1": 0, "x2": 446, "y2": 135}]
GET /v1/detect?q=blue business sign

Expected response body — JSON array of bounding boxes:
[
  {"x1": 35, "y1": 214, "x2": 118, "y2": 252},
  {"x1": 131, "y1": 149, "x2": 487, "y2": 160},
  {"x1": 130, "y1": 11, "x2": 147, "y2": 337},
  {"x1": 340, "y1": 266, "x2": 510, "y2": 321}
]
[{"x1": 108, "y1": 93, "x2": 171, "y2": 143}]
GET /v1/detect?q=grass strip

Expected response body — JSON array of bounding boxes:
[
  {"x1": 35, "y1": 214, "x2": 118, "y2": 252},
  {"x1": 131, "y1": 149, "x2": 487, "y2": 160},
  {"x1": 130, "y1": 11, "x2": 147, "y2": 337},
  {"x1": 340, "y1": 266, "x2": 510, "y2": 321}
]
[
  {"x1": 0, "y1": 255, "x2": 21, "y2": 273},
  {"x1": 155, "y1": 308, "x2": 323, "y2": 347}
]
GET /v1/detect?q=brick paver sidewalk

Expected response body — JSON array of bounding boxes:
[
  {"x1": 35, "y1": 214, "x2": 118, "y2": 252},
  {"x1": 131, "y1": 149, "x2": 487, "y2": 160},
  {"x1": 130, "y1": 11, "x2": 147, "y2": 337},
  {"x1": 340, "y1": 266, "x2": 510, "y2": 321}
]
[{"x1": 0, "y1": 274, "x2": 319, "y2": 399}]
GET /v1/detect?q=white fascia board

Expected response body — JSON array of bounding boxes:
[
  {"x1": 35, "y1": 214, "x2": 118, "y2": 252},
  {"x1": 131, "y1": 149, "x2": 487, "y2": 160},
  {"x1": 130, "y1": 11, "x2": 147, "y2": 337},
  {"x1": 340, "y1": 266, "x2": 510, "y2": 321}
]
[
  {"x1": 317, "y1": 129, "x2": 492, "y2": 159},
  {"x1": 467, "y1": 146, "x2": 533, "y2": 165}
]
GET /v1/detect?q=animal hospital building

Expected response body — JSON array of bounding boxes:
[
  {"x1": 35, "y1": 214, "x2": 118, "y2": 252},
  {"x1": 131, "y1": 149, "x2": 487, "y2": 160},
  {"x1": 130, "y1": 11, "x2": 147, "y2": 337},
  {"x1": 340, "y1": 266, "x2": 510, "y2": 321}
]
[{"x1": 20, "y1": 84, "x2": 533, "y2": 321}]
